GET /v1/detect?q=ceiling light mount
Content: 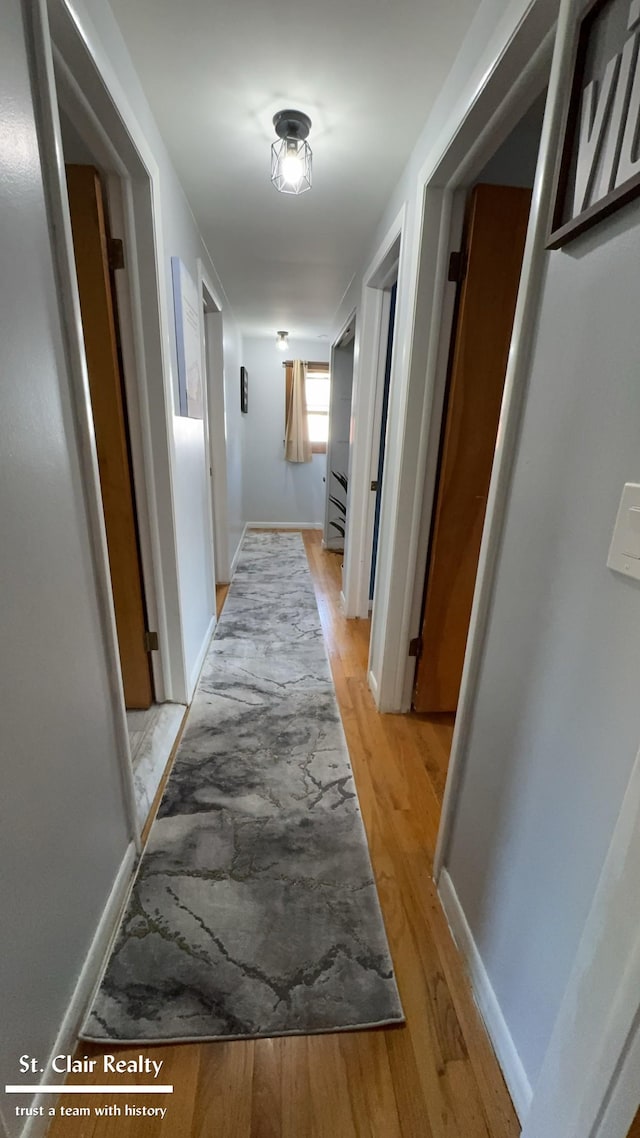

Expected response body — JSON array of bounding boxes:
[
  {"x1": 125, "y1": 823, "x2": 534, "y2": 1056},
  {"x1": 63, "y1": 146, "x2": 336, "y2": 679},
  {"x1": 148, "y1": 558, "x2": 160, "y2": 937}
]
[
  {"x1": 276, "y1": 330, "x2": 289, "y2": 350},
  {"x1": 273, "y1": 109, "x2": 311, "y2": 142},
  {"x1": 271, "y1": 109, "x2": 312, "y2": 195}
]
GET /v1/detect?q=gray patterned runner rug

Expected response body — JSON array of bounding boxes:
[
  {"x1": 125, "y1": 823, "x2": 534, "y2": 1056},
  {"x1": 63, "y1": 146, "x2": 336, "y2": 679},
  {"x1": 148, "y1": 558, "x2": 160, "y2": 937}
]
[{"x1": 82, "y1": 531, "x2": 403, "y2": 1043}]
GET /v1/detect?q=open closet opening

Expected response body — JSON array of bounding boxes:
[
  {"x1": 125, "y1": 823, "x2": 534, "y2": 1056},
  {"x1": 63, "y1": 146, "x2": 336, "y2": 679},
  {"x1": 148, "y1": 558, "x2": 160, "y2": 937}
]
[
  {"x1": 200, "y1": 273, "x2": 231, "y2": 614},
  {"x1": 324, "y1": 315, "x2": 356, "y2": 565},
  {"x1": 342, "y1": 223, "x2": 402, "y2": 626},
  {"x1": 369, "y1": 280, "x2": 397, "y2": 606}
]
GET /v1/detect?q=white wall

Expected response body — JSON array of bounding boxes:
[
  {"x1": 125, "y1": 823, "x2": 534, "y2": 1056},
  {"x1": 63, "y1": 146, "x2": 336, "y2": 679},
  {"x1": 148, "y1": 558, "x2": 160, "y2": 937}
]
[
  {"x1": 241, "y1": 336, "x2": 329, "y2": 526},
  {"x1": 446, "y1": 201, "x2": 640, "y2": 1088},
  {"x1": 71, "y1": 0, "x2": 245, "y2": 688},
  {"x1": 0, "y1": 4, "x2": 131, "y2": 1133},
  {"x1": 475, "y1": 89, "x2": 546, "y2": 187}
]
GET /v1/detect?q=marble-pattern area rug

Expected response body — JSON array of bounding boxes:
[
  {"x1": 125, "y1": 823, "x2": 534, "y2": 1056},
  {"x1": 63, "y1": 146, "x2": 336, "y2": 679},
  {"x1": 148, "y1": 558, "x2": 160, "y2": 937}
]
[{"x1": 82, "y1": 531, "x2": 404, "y2": 1043}]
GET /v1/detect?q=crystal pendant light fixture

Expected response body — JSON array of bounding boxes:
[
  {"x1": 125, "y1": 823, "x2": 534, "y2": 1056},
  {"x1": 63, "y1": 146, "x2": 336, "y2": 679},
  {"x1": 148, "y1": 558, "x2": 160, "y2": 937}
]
[
  {"x1": 276, "y1": 330, "x2": 289, "y2": 351},
  {"x1": 271, "y1": 110, "x2": 312, "y2": 195}
]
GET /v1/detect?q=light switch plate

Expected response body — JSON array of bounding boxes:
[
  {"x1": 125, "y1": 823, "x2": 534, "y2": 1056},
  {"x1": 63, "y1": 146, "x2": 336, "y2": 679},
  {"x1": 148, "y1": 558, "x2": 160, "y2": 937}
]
[{"x1": 607, "y1": 483, "x2": 640, "y2": 581}]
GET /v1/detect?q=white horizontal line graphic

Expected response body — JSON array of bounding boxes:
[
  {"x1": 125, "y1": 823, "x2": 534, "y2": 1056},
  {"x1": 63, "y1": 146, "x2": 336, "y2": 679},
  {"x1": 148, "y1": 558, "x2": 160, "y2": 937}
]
[{"x1": 5, "y1": 1085, "x2": 174, "y2": 1094}]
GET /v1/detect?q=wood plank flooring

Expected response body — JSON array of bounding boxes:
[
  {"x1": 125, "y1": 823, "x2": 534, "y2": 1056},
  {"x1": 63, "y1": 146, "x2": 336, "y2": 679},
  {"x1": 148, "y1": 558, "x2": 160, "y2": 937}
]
[
  {"x1": 216, "y1": 582, "x2": 230, "y2": 618},
  {"x1": 47, "y1": 530, "x2": 518, "y2": 1138}
]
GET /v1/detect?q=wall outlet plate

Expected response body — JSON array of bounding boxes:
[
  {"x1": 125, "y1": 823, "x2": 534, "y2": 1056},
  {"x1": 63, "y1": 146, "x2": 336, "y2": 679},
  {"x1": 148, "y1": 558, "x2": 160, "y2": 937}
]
[{"x1": 607, "y1": 483, "x2": 640, "y2": 582}]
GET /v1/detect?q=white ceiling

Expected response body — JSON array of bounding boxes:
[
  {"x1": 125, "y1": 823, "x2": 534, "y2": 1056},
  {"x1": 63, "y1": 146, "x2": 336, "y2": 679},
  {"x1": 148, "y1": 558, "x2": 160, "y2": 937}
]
[{"x1": 109, "y1": 0, "x2": 480, "y2": 339}]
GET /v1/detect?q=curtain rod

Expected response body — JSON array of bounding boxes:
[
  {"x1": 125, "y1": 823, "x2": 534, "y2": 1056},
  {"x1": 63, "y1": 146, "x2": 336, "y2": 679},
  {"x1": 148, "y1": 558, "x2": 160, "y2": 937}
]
[{"x1": 281, "y1": 360, "x2": 329, "y2": 368}]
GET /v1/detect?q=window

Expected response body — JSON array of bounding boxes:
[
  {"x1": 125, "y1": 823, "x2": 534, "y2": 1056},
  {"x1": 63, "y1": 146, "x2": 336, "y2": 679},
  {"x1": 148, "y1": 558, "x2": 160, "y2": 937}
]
[
  {"x1": 305, "y1": 368, "x2": 330, "y2": 451},
  {"x1": 285, "y1": 362, "x2": 330, "y2": 453}
]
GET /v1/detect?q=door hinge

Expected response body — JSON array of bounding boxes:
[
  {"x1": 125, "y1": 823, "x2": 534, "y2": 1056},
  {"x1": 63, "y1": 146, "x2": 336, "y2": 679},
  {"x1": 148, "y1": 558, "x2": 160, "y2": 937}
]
[
  {"x1": 370, "y1": 480, "x2": 379, "y2": 492},
  {"x1": 408, "y1": 636, "x2": 422, "y2": 658},
  {"x1": 144, "y1": 630, "x2": 159, "y2": 652},
  {"x1": 448, "y1": 250, "x2": 466, "y2": 283},
  {"x1": 109, "y1": 237, "x2": 125, "y2": 272}
]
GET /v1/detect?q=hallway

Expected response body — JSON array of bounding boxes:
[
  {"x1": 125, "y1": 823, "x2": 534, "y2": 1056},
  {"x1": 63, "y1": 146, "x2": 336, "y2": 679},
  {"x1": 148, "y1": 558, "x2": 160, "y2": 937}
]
[
  {"x1": 5, "y1": 0, "x2": 640, "y2": 1131},
  {"x1": 48, "y1": 532, "x2": 515, "y2": 1138}
]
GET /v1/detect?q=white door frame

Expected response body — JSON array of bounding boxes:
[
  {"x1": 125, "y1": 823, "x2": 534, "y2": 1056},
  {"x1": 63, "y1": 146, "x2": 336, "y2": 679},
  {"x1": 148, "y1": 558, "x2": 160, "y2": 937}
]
[
  {"x1": 343, "y1": 211, "x2": 404, "y2": 622},
  {"x1": 53, "y1": 57, "x2": 171, "y2": 709},
  {"x1": 197, "y1": 274, "x2": 218, "y2": 617},
  {"x1": 27, "y1": 0, "x2": 138, "y2": 851},
  {"x1": 595, "y1": 1021, "x2": 640, "y2": 1138},
  {"x1": 198, "y1": 260, "x2": 231, "y2": 584},
  {"x1": 364, "y1": 6, "x2": 558, "y2": 719},
  {"x1": 42, "y1": 0, "x2": 189, "y2": 705},
  {"x1": 367, "y1": 6, "x2": 556, "y2": 716},
  {"x1": 27, "y1": 0, "x2": 194, "y2": 847},
  {"x1": 433, "y1": 0, "x2": 586, "y2": 881}
]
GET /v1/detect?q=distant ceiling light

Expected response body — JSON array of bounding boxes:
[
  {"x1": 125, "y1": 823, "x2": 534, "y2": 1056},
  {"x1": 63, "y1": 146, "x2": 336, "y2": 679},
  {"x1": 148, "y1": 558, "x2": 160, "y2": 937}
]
[
  {"x1": 276, "y1": 330, "x2": 289, "y2": 350},
  {"x1": 271, "y1": 110, "x2": 312, "y2": 195}
]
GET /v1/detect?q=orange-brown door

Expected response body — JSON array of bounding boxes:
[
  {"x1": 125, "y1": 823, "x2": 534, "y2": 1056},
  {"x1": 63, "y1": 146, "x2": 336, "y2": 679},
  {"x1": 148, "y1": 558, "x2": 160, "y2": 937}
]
[
  {"x1": 413, "y1": 183, "x2": 531, "y2": 714},
  {"x1": 65, "y1": 165, "x2": 153, "y2": 710}
]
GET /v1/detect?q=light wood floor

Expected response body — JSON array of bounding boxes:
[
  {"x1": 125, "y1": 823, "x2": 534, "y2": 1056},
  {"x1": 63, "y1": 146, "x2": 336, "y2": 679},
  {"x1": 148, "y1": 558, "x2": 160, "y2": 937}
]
[
  {"x1": 48, "y1": 531, "x2": 518, "y2": 1138},
  {"x1": 216, "y1": 582, "x2": 230, "y2": 618}
]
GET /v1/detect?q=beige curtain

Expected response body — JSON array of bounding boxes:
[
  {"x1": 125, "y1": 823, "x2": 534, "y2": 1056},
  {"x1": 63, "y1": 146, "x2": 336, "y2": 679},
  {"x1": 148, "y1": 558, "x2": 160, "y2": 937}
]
[{"x1": 284, "y1": 359, "x2": 312, "y2": 463}]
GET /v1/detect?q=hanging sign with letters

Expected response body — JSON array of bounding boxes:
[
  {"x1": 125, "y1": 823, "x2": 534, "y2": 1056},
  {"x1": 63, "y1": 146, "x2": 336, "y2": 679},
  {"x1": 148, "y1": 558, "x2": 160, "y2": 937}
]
[{"x1": 548, "y1": 0, "x2": 640, "y2": 247}]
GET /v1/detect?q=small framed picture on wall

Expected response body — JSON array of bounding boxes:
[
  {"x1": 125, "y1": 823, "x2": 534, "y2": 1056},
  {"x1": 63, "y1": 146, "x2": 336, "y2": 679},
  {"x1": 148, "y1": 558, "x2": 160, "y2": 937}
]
[{"x1": 240, "y1": 366, "x2": 249, "y2": 414}]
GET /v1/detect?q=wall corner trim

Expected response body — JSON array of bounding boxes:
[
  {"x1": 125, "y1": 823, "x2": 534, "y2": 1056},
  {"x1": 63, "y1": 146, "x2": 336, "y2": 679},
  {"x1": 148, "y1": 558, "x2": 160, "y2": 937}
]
[
  {"x1": 22, "y1": 841, "x2": 137, "y2": 1138},
  {"x1": 230, "y1": 523, "x2": 248, "y2": 578},
  {"x1": 438, "y1": 869, "x2": 533, "y2": 1124},
  {"x1": 188, "y1": 612, "x2": 217, "y2": 701}
]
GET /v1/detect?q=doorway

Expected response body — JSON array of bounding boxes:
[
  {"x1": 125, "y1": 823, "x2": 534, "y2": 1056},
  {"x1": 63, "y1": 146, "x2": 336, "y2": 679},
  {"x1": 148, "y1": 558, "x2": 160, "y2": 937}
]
[
  {"x1": 324, "y1": 314, "x2": 356, "y2": 557},
  {"x1": 342, "y1": 223, "x2": 402, "y2": 623},
  {"x1": 199, "y1": 266, "x2": 231, "y2": 593},
  {"x1": 46, "y1": 0, "x2": 190, "y2": 712},
  {"x1": 412, "y1": 184, "x2": 531, "y2": 712},
  {"x1": 370, "y1": 281, "x2": 397, "y2": 603},
  {"x1": 65, "y1": 162, "x2": 154, "y2": 711},
  {"x1": 51, "y1": 52, "x2": 188, "y2": 831},
  {"x1": 412, "y1": 95, "x2": 546, "y2": 718}
]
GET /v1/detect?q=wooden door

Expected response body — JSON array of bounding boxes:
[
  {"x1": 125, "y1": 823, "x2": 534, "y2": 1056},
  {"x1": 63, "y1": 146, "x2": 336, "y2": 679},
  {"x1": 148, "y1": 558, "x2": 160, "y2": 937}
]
[
  {"x1": 413, "y1": 183, "x2": 531, "y2": 714},
  {"x1": 66, "y1": 165, "x2": 153, "y2": 709}
]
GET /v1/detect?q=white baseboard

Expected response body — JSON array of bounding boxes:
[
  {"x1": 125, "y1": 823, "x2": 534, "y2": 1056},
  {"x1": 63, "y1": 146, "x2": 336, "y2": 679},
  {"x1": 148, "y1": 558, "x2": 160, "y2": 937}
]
[
  {"x1": 368, "y1": 669, "x2": 379, "y2": 703},
  {"x1": 188, "y1": 612, "x2": 216, "y2": 700},
  {"x1": 246, "y1": 521, "x2": 323, "y2": 530},
  {"x1": 229, "y1": 523, "x2": 248, "y2": 577},
  {"x1": 22, "y1": 843, "x2": 137, "y2": 1138},
  {"x1": 438, "y1": 869, "x2": 532, "y2": 1123}
]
